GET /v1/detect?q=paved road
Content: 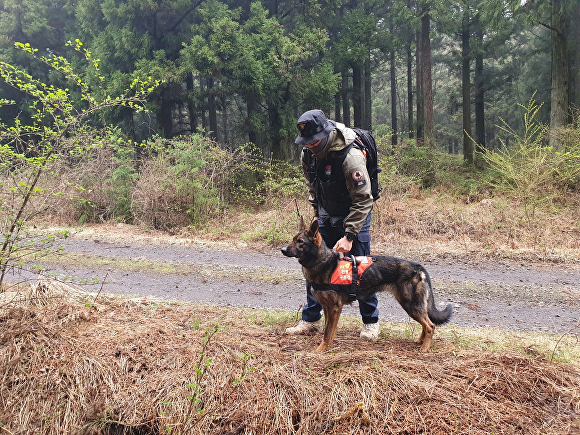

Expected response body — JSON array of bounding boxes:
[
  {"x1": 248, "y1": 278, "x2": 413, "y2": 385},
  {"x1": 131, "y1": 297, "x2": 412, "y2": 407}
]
[{"x1": 17, "y1": 235, "x2": 580, "y2": 336}]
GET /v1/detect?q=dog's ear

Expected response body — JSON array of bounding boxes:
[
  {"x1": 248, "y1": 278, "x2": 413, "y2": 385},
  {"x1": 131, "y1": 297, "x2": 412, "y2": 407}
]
[
  {"x1": 299, "y1": 216, "x2": 306, "y2": 230},
  {"x1": 308, "y1": 218, "x2": 319, "y2": 236},
  {"x1": 308, "y1": 219, "x2": 323, "y2": 246}
]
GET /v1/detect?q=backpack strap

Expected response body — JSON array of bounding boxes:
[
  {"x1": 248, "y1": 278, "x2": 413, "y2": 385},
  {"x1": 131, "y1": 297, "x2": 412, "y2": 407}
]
[{"x1": 302, "y1": 147, "x2": 317, "y2": 184}]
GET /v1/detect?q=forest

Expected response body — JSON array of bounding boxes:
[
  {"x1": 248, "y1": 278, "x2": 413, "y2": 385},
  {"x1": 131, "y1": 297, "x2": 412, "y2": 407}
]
[
  {"x1": 0, "y1": 0, "x2": 578, "y2": 163},
  {"x1": 2, "y1": 3, "x2": 580, "y2": 433}
]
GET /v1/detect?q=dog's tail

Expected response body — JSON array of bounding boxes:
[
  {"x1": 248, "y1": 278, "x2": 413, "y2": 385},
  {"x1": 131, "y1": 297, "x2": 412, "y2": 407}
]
[
  {"x1": 428, "y1": 301, "x2": 453, "y2": 325},
  {"x1": 424, "y1": 272, "x2": 453, "y2": 325}
]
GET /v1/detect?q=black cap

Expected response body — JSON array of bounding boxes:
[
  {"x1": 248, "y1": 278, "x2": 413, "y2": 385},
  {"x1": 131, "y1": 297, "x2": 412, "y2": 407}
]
[{"x1": 295, "y1": 109, "x2": 336, "y2": 145}]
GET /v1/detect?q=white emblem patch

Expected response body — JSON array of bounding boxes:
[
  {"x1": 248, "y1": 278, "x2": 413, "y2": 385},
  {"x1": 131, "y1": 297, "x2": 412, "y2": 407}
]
[{"x1": 352, "y1": 169, "x2": 366, "y2": 186}]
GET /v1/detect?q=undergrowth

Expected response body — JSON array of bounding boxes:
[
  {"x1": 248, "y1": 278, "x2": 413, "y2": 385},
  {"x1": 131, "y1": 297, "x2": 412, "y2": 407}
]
[{"x1": 1, "y1": 289, "x2": 579, "y2": 434}]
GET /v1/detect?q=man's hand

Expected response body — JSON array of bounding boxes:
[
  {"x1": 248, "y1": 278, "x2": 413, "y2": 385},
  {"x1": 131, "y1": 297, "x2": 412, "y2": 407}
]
[{"x1": 333, "y1": 236, "x2": 353, "y2": 253}]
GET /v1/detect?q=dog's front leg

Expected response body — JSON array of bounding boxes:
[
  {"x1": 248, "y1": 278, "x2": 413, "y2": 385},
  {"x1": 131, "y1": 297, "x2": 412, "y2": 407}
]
[{"x1": 314, "y1": 292, "x2": 343, "y2": 353}]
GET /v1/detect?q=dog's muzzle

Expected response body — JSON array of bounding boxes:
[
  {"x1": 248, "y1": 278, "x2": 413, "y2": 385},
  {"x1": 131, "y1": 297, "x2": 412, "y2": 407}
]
[{"x1": 281, "y1": 246, "x2": 300, "y2": 258}]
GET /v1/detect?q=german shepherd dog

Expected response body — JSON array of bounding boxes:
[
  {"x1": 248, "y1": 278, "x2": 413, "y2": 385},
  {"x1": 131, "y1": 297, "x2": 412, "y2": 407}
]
[{"x1": 281, "y1": 218, "x2": 452, "y2": 353}]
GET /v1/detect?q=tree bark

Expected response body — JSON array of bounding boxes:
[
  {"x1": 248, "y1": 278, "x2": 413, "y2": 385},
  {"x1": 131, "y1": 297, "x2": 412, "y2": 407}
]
[
  {"x1": 334, "y1": 63, "x2": 342, "y2": 122},
  {"x1": 186, "y1": 72, "x2": 197, "y2": 134},
  {"x1": 246, "y1": 97, "x2": 257, "y2": 145},
  {"x1": 416, "y1": 28, "x2": 424, "y2": 142},
  {"x1": 221, "y1": 95, "x2": 228, "y2": 144},
  {"x1": 462, "y1": 8, "x2": 473, "y2": 163},
  {"x1": 571, "y1": 1, "x2": 580, "y2": 110},
  {"x1": 207, "y1": 76, "x2": 218, "y2": 140},
  {"x1": 421, "y1": 10, "x2": 434, "y2": 147},
  {"x1": 269, "y1": 103, "x2": 283, "y2": 159},
  {"x1": 407, "y1": 17, "x2": 414, "y2": 139},
  {"x1": 342, "y1": 66, "x2": 351, "y2": 126},
  {"x1": 158, "y1": 87, "x2": 174, "y2": 138},
  {"x1": 352, "y1": 62, "x2": 363, "y2": 127},
  {"x1": 549, "y1": 0, "x2": 569, "y2": 150},
  {"x1": 474, "y1": 27, "x2": 485, "y2": 150},
  {"x1": 364, "y1": 55, "x2": 372, "y2": 129},
  {"x1": 391, "y1": 44, "x2": 398, "y2": 146}
]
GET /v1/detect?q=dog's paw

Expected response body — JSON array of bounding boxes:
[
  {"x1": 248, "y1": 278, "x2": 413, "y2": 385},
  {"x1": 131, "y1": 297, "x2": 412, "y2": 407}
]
[{"x1": 315, "y1": 343, "x2": 329, "y2": 353}]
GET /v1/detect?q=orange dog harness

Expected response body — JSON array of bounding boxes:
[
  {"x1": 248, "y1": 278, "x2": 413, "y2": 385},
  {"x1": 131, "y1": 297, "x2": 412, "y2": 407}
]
[
  {"x1": 330, "y1": 256, "x2": 373, "y2": 285},
  {"x1": 312, "y1": 255, "x2": 374, "y2": 301}
]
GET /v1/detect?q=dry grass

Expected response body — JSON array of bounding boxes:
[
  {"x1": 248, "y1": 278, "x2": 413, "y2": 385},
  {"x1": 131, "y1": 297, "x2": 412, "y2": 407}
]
[
  {"x1": 1, "y1": 280, "x2": 579, "y2": 434},
  {"x1": 35, "y1": 181, "x2": 580, "y2": 265},
  {"x1": 124, "y1": 190, "x2": 580, "y2": 265},
  {"x1": 369, "y1": 192, "x2": 580, "y2": 263}
]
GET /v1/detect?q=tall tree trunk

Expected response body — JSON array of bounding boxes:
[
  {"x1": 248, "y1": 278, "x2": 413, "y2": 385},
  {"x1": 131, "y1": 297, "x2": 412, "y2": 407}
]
[
  {"x1": 391, "y1": 45, "x2": 398, "y2": 146},
  {"x1": 407, "y1": 15, "x2": 414, "y2": 139},
  {"x1": 221, "y1": 95, "x2": 228, "y2": 144},
  {"x1": 352, "y1": 62, "x2": 363, "y2": 127},
  {"x1": 342, "y1": 66, "x2": 351, "y2": 126},
  {"x1": 549, "y1": 0, "x2": 569, "y2": 150},
  {"x1": 158, "y1": 87, "x2": 173, "y2": 138},
  {"x1": 334, "y1": 63, "x2": 342, "y2": 122},
  {"x1": 269, "y1": 104, "x2": 281, "y2": 159},
  {"x1": 474, "y1": 27, "x2": 485, "y2": 150},
  {"x1": 246, "y1": 97, "x2": 257, "y2": 145},
  {"x1": 461, "y1": 9, "x2": 473, "y2": 163},
  {"x1": 571, "y1": 1, "x2": 580, "y2": 109},
  {"x1": 123, "y1": 107, "x2": 137, "y2": 142},
  {"x1": 207, "y1": 76, "x2": 218, "y2": 140},
  {"x1": 186, "y1": 72, "x2": 197, "y2": 133},
  {"x1": 416, "y1": 29, "x2": 424, "y2": 142},
  {"x1": 201, "y1": 95, "x2": 207, "y2": 131},
  {"x1": 421, "y1": 10, "x2": 434, "y2": 147},
  {"x1": 364, "y1": 56, "x2": 372, "y2": 129}
]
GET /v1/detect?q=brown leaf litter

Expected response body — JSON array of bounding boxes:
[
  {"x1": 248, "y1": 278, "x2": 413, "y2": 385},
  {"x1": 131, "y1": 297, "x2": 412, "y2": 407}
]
[{"x1": 1, "y1": 279, "x2": 579, "y2": 434}]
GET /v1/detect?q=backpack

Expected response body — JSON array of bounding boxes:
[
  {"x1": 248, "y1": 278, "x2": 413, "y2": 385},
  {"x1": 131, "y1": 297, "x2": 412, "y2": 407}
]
[{"x1": 351, "y1": 128, "x2": 382, "y2": 202}]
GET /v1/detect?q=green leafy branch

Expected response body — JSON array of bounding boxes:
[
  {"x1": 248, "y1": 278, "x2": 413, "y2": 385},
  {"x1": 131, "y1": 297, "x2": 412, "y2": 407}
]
[
  {"x1": 187, "y1": 323, "x2": 223, "y2": 413},
  {"x1": 185, "y1": 322, "x2": 254, "y2": 428},
  {"x1": 0, "y1": 41, "x2": 160, "y2": 288}
]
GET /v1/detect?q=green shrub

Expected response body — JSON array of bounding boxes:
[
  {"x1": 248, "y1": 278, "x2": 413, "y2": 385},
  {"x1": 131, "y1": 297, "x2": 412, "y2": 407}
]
[
  {"x1": 132, "y1": 136, "x2": 258, "y2": 230},
  {"x1": 62, "y1": 132, "x2": 139, "y2": 224},
  {"x1": 250, "y1": 159, "x2": 306, "y2": 206},
  {"x1": 479, "y1": 98, "x2": 580, "y2": 219},
  {"x1": 377, "y1": 136, "x2": 438, "y2": 195},
  {"x1": 132, "y1": 135, "x2": 213, "y2": 230}
]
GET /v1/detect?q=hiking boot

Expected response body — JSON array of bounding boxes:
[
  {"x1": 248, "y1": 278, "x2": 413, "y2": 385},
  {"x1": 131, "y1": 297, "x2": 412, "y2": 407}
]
[
  {"x1": 285, "y1": 319, "x2": 323, "y2": 335},
  {"x1": 360, "y1": 322, "x2": 380, "y2": 341}
]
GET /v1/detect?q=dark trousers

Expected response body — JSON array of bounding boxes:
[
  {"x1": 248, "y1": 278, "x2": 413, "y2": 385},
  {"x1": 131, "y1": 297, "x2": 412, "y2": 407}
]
[{"x1": 301, "y1": 214, "x2": 379, "y2": 324}]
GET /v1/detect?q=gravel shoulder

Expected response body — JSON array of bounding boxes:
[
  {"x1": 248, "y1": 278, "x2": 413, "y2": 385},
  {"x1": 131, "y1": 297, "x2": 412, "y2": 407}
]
[{"x1": 19, "y1": 226, "x2": 577, "y2": 337}]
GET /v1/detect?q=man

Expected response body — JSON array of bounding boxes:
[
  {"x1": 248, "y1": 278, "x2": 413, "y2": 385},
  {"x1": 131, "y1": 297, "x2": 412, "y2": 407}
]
[{"x1": 285, "y1": 109, "x2": 380, "y2": 340}]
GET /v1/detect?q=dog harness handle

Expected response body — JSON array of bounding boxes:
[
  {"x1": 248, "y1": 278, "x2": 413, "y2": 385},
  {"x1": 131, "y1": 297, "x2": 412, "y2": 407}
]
[{"x1": 348, "y1": 255, "x2": 359, "y2": 301}]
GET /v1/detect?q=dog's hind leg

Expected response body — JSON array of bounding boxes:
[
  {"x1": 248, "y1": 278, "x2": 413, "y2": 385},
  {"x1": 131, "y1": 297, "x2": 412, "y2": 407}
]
[
  {"x1": 314, "y1": 291, "x2": 343, "y2": 353},
  {"x1": 414, "y1": 315, "x2": 435, "y2": 352},
  {"x1": 397, "y1": 278, "x2": 436, "y2": 351}
]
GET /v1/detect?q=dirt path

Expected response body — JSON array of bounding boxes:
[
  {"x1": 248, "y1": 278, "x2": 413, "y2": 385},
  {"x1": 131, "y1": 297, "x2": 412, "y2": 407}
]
[{"x1": 24, "y1": 229, "x2": 580, "y2": 336}]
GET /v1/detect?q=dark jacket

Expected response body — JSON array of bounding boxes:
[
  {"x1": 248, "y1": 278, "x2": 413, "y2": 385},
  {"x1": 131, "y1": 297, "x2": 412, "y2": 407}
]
[{"x1": 301, "y1": 122, "x2": 373, "y2": 236}]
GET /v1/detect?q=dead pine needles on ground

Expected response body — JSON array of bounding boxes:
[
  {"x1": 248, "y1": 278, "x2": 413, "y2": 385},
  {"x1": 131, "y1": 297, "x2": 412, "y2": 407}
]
[{"x1": 1, "y1": 280, "x2": 579, "y2": 434}]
